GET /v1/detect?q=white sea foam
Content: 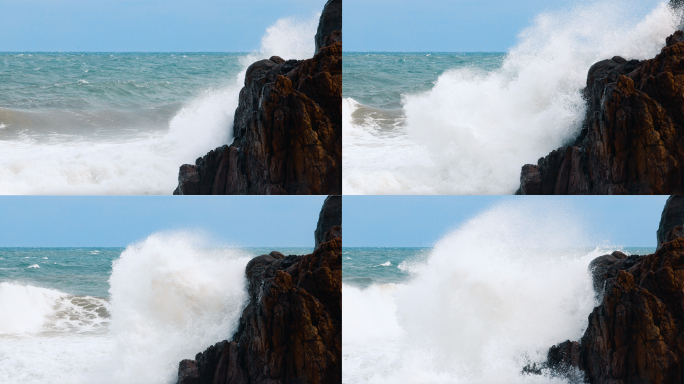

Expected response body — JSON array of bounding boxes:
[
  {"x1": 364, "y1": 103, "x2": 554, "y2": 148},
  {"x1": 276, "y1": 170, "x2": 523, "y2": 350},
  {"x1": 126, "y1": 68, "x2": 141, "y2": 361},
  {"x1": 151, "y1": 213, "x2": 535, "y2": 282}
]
[
  {"x1": 343, "y1": 0, "x2": 679, "y2": 194},
  {"x1": 343, "y1": 200, "x2": 613, "y2": 383},
  {"x1": 0, "y1": 283, "x2": 66, "y2": 334},
  {"x1": 26, "y1": 264, "x2": 39, "y2": 269},
  {"x1": 0, "y1": 232, "x2": 252, "y2": 384},
  {"x1": 105, "y1": 232, "x2": 251, "y2": 384},
  {"x1": 0, "y1": 15, "x2": 317, "y2": 195}
]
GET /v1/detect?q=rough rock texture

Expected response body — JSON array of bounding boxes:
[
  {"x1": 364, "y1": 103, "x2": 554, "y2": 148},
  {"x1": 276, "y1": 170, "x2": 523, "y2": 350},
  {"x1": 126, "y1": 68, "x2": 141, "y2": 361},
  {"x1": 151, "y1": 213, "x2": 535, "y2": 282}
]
[
  {"x1": 315, "y1": 0, "x2": 341, "y2": 54},
  {"x1": 174, "y1": 0, "x2": 341, "y2": 195},
  {"x1": 177, "y1": 202, "x2": 342, "y2": 384},
  {"x1": 314, "y1": 196, "x2": 341, "y2": 250},
  {"x1": 527, "y1": 201, "x2": 684, "y2": 383},
  {"x1": 658, "y1": 195, "x2": 684, "y2": 248},
  {"x1": 517, "y1": 32, "x2": 684, "y2": 195}
]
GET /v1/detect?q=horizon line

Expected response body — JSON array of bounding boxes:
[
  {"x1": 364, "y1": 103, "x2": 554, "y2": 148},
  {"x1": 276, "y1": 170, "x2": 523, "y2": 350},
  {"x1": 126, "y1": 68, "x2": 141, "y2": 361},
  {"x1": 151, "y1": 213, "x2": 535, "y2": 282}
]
[
  {"x1": 0, "y1": 51, "x2": 253, "y2": 54},
  {"x1": 342, "y1": 51, "x2": 508, "y2": 54}
]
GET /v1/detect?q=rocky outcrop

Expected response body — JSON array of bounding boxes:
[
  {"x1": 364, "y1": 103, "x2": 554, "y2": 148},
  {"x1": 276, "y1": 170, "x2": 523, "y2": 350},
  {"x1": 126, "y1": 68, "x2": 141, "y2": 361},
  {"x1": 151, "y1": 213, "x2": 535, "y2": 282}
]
[
  {"x1": 315, "y1": 0, "x2": 342, "y2": 54},
  {"x1": 658, "y1": 195, "x2": 684, "y2": 248},
  {"x1": 314, "y1": 196, "x2": 341, "y2": 250},
  {"x1": 177, "y1": 199, "x2": 342, "y2": 384},
  {"x1": 517, "y1": 31, "x2": 684, "y2": 195},
  {"x1": 527, "y1": 199, "x2": 684, "y2": 383},
  {"x1": 174, "y1": 0, "x2": 341, "y2": 195}
]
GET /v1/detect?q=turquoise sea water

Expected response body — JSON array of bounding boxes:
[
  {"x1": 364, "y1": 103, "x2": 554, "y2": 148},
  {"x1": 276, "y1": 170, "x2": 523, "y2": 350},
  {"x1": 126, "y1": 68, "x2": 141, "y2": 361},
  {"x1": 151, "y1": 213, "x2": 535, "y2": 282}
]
[
  {"x1": 342, "y1": 3, "x2": 678, "y2": 195},
  {"x1": 342, "y1": 246, "x2": 658, "y2": 288},
  {"x1": 0, "y1": 13, "x2": 319, "y2": 195},
  {"x1": 0, "y1": 53, "x2": 244, "y2": 140},
  {"x1": 0, "y1": 53, "x2": 250, "y2": 194},
  {"x1": 0, "y1": 246, "x2": 313, "y2": 297},
  {"x1": 343, "y1": 52, "x2": 505, "y2": 109},
  {"x1": 0, "y1": 245, "x2": 313, "y2": 384}
]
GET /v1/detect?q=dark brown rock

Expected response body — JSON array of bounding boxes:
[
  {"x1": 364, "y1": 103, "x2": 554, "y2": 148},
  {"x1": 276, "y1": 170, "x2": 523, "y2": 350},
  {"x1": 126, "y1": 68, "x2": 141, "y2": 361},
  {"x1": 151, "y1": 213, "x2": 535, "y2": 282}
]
[
  {"x1": 174, "y1": 0, "x2": 341, "y2": 195},
  {"x1": 589, "y1": 250, "x2": 640, "y2": 298},
  {"x1": 530, "y1": 200, "x2": 684, "y2": 383},
  {"x1": 315, "y1": 0, "x2": 341, "y2": 54},
  {"x1": 177, "y1": 195, "x2": 342, "y2": 384},
  {"x1": 176, "y1": 231, "x2": 342, "y2": 384},
  {"x1": 177, "y1": 360, "x2": 200, "y2": 384},
  {"x1": 657, "y1": 196, "x2": 684, "y2": 248},
  {"x1": 517, "y1": 32, "x2": 684, "y2": 195},
  {"x1": 314, "y1": 195, "x2": 341, "y2": 250}
]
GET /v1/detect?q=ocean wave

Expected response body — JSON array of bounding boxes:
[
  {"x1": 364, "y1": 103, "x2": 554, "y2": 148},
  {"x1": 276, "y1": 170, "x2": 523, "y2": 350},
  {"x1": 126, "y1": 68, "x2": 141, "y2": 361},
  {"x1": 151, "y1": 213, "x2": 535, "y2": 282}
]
[
  {"x1": 343, "y1": 0, "x2": 679, "y2": 194},
  {"x1": 0, "y1": 14, "x2": 318, "y2": 195},
  {"x1": 0, "y1": 232, "x2": 253, "y2": 384},
  {"x1": 342, "y1": 200, "x2": 619, "y2": 383},
  {"x1": 0, "y1": 283, "x2": 108, "y2": 335},
  {"x1": 105, "y1": 232, "x2": 252, "y2": 383}
]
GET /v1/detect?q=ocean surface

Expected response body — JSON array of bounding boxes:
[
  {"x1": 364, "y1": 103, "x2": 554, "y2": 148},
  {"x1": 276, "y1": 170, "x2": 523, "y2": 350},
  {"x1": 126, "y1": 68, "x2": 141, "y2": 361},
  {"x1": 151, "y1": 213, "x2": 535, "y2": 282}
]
[
  {"x1": 342, "y1": 200, "x2": 658, "y2": 383},
  {"x1": 0, "y1": 16, "x2": 318, "y2": 194},
  {"x1": 0, "y1": 240, "x2": 313, "y2": 384},
  {"x1": 342, "y1": 0, "x2": 681, "y2": 194}
]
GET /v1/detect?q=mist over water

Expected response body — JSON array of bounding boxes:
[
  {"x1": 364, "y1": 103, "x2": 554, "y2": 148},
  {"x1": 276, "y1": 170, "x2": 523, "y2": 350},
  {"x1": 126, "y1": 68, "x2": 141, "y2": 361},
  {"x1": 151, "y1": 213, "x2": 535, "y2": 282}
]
[
  {"x1": 341, "y1": 200, "x2": 653, "y2": 383},
  {"x1": 0, "y1": 15, "x2": 318, "y2": 194},
  {"x1": 343, "y1": 0, "x2": 680, "y2": 194},
  {"x1": 0, "y1": 233, "x2": 257, "y2": 384}
]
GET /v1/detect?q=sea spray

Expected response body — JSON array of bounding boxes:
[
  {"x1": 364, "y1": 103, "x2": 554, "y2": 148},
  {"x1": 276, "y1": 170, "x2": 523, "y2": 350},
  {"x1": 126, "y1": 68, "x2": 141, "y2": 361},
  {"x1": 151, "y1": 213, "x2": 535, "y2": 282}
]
[
  {"x1": 106, "y1": 232, "x2": 251, "y2": 384},
  {"x1": 342, "y1": 200, "x2": 613, "y2": 383},
  {"x1": 0, "y1": 233, "x2": 253, "y2": 384},
  {"x1": 0, "y1": 14, "x2": 318, "y2": 195},
  {"x1": 343, "y1": 0, "x2": 679, "y2": 194},
  {"x1": 0, "y1": 283, "x2": 67, "y2": 334}
]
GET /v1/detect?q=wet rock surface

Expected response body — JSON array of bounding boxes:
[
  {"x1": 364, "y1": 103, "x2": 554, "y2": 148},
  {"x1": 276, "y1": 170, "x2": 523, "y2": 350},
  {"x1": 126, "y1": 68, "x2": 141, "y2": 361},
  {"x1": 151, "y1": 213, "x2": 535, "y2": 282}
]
[
  {"x1": 527, "y1": 200, "x2": 684, "y2": 383},
  {"x1": 174, "y1": 0, "x2": 341, "y2": 195},
  {"x1": 176, "y1": 199, "x2": 342, "y2": 384},
  {"x1": 517, "y1": 31, "x2": 684, "y2": 195}
]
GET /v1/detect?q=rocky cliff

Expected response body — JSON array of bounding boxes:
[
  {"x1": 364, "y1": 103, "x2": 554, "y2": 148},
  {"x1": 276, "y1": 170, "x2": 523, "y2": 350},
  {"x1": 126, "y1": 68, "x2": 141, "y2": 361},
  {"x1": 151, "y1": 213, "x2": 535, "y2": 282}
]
[
  {"x1": 174, "y1": 0, "x2": 341, "y2": 195},
  {"x1": 176, "y1": 197, "x2": 342, "y2": 384},
  {"x1": 527, "y1": 197, "x2": 684, "y2": 383},
  {"x1": 517, "y1": 31, "x2": 684, "y2": 195}
]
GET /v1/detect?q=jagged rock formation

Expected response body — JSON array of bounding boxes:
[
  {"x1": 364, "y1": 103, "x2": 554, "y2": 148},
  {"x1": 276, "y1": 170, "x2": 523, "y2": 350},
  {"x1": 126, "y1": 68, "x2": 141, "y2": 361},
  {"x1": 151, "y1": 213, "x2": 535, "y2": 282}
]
[
  {"x1": 174, "y1": 0, "x2": 341, "y2": 195},
  {"x1": 315, "y1": 0, "x2": 341, "y2": 54},
  {"x1": 658, "y1": 195, "x2": 684, "y2": 248},
  {"x1": 517, "y1": 31, "x2": 684, "y2": 195},
  {"x1": 314, "y1": 195, "x2": 341, "y2": 249},
  {"x1": 527, "y1": 198, "x2": 684, "y2": 383},
  {"x1": 176, "y1": 198, "x2": 342, "y2": 384}
]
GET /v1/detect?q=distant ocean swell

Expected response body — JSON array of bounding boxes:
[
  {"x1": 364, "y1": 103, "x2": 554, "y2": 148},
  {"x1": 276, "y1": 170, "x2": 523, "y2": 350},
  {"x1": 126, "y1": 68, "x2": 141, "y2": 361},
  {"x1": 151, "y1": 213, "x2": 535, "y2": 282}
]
[
  {"x1": 343, "y1": 0, "x2": 681, "y2": 194},
  {"x1": 0, "y1": 16, "x2": 318, "y2": 194},
  {"x1": 0, "y1": 233, "x2": 252, "y2": 384},
  {"x1": 342, "y1": 200, "x2": 655, "y2": 383}
]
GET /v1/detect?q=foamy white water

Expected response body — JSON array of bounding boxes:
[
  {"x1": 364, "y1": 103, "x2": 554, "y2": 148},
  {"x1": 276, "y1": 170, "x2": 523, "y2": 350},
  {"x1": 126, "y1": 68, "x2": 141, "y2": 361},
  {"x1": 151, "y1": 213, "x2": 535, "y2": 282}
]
[
  {"x1": 0, "y1": 233, "x2": 252, "y2": 384},
  {"x1": 343, "y1": 0, "x2": 680, "y2": 194},
  {"x1": 0, "y1": 15, "x2": 317, "y2": 195},
  {"x1": 343, "y1": 200, "x2": 614, "y2": 383}
]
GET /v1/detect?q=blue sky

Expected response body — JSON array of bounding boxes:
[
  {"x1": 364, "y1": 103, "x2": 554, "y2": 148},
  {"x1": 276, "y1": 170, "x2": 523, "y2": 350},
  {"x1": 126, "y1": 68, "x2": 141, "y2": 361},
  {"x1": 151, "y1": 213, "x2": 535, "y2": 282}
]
[
  {"x1": 0, "y1": 196, "x2": 326, "y2": 247},
  {"x1": 0, "y1": 0, "x2": 324, "y2": 52},
  {"x1": 344, "y1": 0, "x2": 665, "y2": 51},
  {"x1": 344, "y1": 196, "x2": 670, "y2": 247}
]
